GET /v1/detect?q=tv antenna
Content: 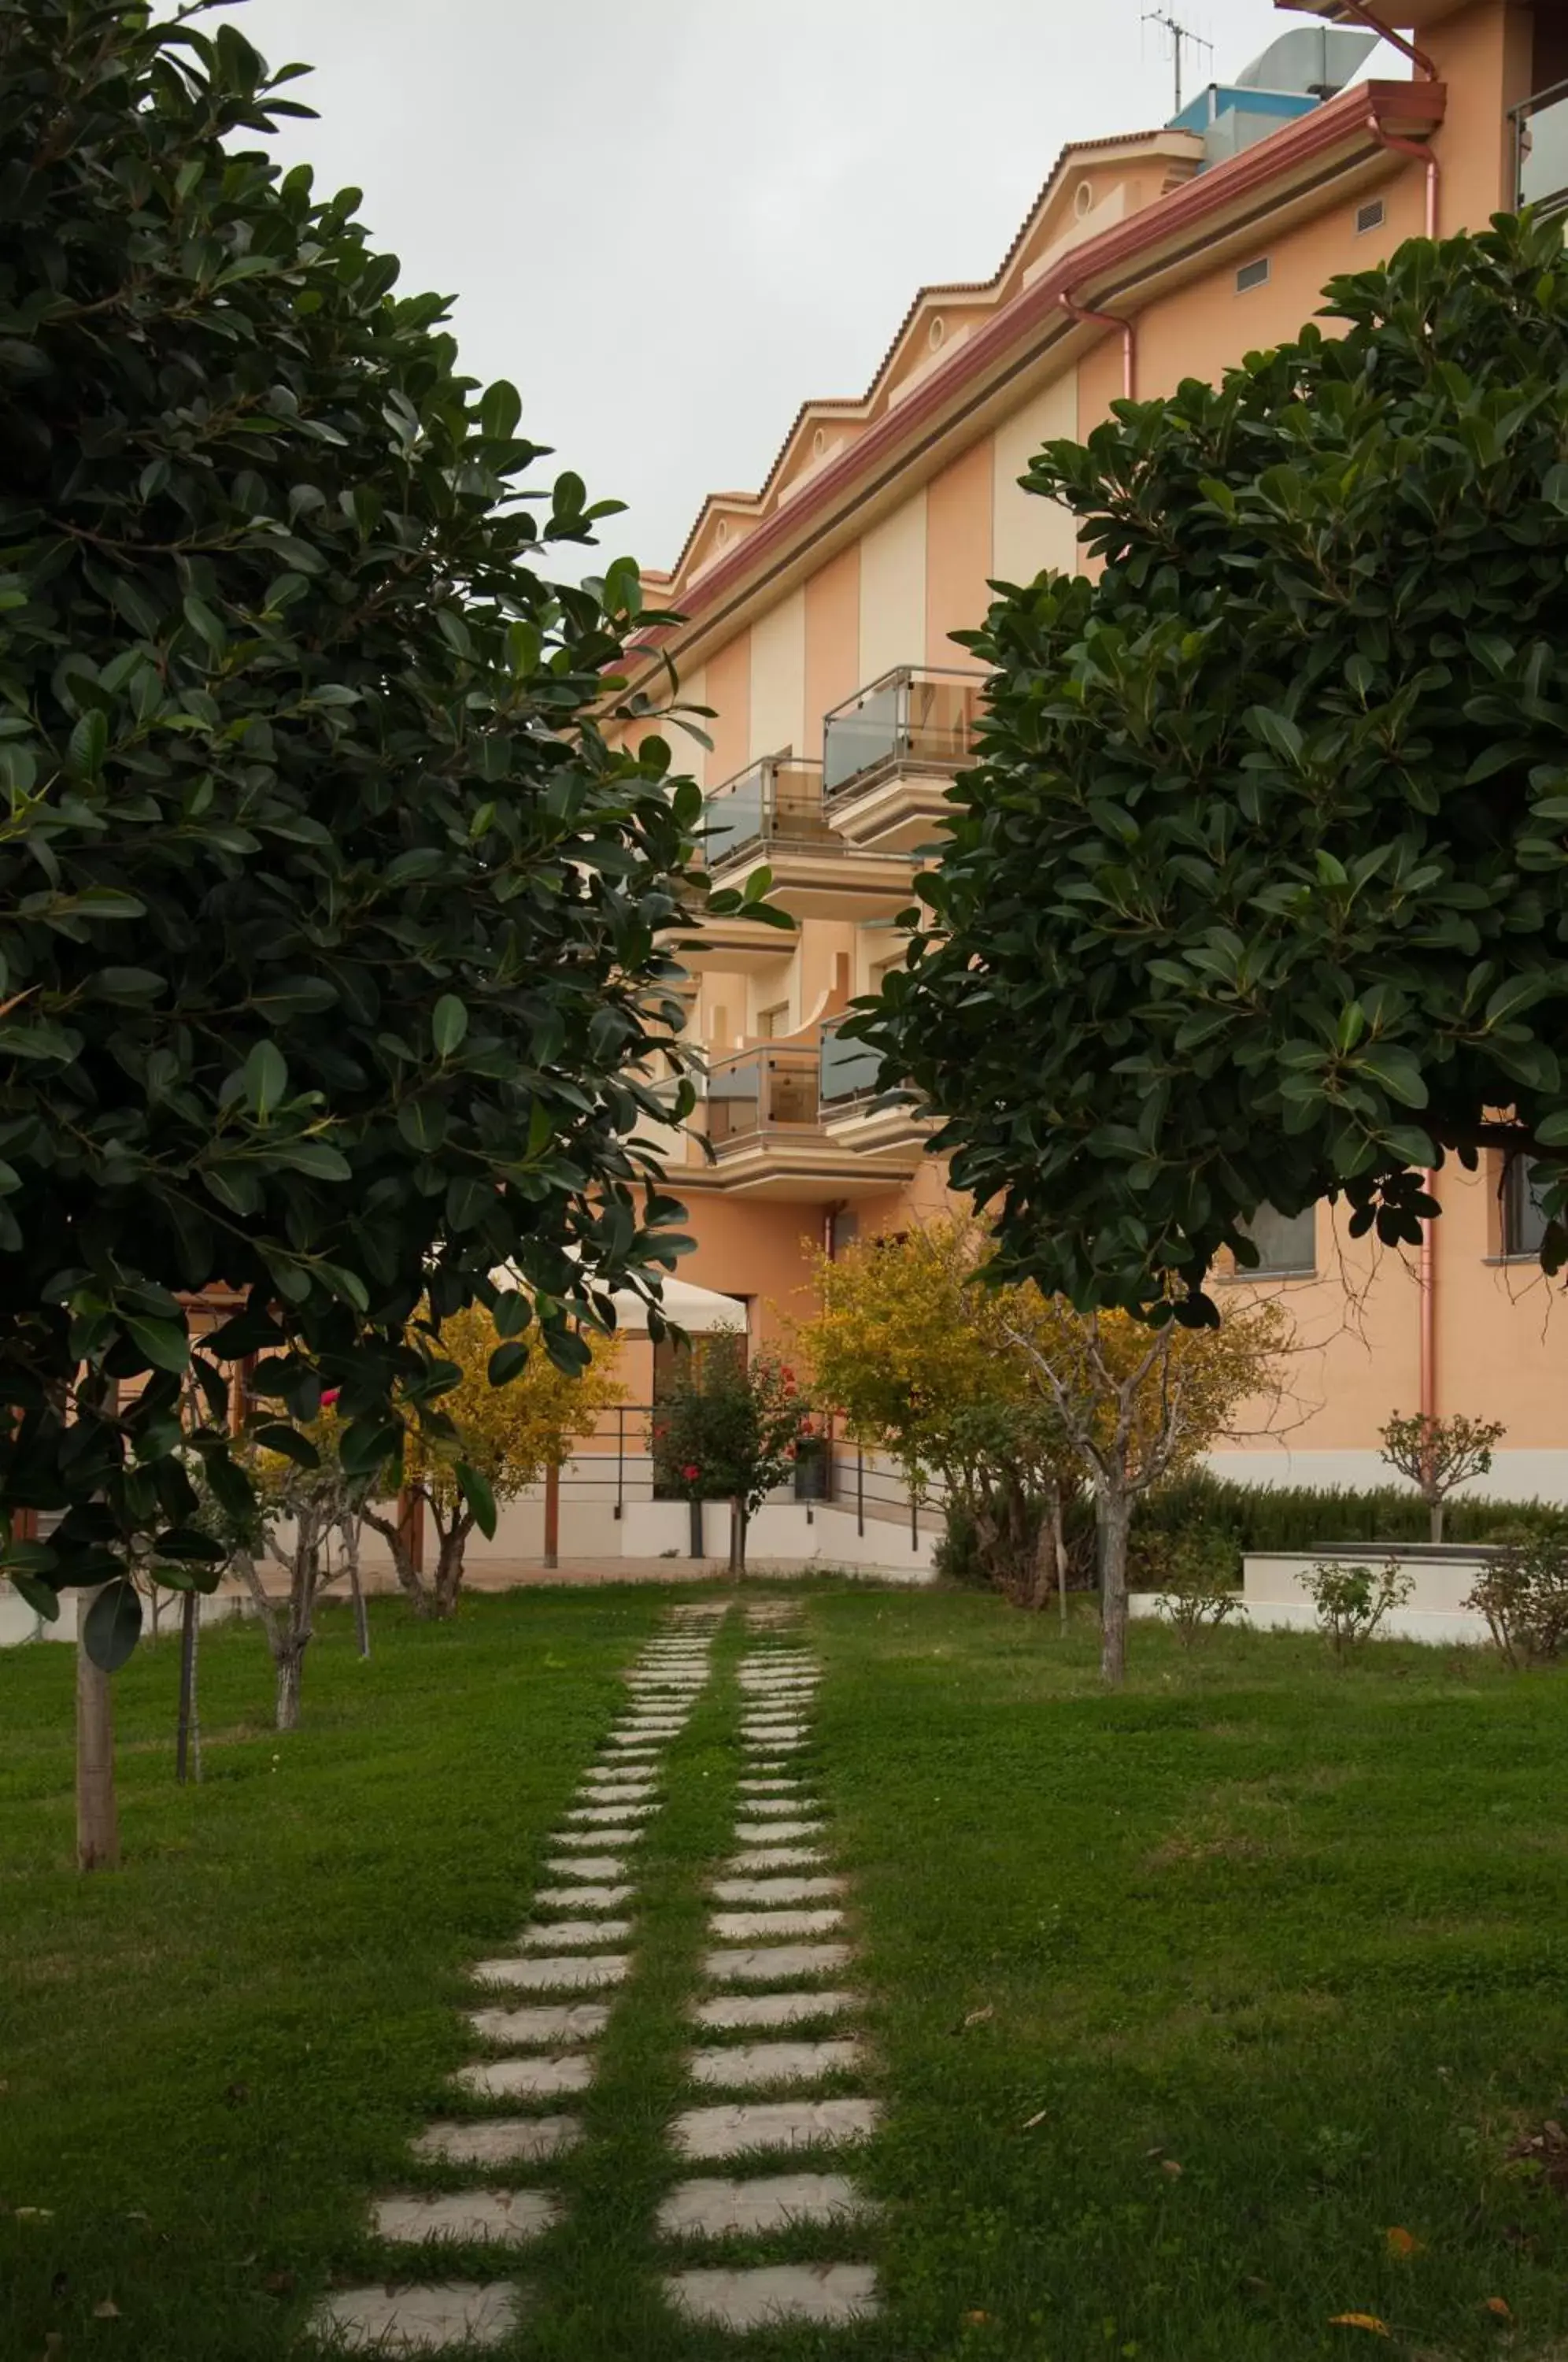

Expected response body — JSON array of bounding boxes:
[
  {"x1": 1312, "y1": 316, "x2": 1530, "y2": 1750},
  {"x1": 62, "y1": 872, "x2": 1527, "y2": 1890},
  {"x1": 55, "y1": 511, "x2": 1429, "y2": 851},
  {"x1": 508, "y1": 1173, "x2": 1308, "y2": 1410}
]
[{"x1": 1142, "y1": 9, "x2": 1214, "y2": 115}]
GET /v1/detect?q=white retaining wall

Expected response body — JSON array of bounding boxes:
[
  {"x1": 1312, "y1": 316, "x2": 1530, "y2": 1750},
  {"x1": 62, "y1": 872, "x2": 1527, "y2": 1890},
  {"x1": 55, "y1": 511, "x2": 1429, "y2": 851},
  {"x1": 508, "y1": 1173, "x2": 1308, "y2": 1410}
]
[{"x1": 1131, "y1": 1544, "x2": 1497, "y2": 1645}]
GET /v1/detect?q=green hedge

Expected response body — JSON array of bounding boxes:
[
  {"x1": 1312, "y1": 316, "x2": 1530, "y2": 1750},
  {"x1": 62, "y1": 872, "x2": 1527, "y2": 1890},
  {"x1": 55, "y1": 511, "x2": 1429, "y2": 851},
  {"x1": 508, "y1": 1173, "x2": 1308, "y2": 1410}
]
[{"x1": 1136, "y1": 1472, "x2": 1564, "y2": 1553}]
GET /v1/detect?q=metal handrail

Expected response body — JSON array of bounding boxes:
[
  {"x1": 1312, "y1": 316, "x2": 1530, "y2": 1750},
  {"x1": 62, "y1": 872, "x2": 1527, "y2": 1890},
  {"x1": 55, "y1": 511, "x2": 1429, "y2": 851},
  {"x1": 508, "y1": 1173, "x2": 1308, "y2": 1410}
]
[
  {"x1": 1511, "y1": 80, "x2": 1568, "y2": 213},
  {"x1": 701, "y1": 755, "x2": 833, "y2": 868},
  {"x1": 821, "y1": 664, "x2": 986, "y2": 802}
]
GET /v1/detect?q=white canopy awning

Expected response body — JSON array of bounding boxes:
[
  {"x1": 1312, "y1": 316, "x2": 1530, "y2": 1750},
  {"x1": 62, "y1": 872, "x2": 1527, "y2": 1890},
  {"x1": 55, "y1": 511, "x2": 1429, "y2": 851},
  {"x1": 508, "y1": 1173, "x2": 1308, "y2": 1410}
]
[
  {"x1": 490, "y1": 1263, "x2": 745, "y2": 1337},
  {"x1": 608, "y1": 1273, "x2": 747, "y2": 1336}
]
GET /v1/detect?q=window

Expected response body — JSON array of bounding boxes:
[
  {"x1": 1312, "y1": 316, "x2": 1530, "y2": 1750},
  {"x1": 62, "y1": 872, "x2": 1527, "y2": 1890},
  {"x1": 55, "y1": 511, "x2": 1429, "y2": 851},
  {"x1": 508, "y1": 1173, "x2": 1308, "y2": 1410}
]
[
  {"x1": 1503, "y1": 1156, "x2": 1551, "y2": 1259},
  {"x1": 756, "y1": 1001, "x2": 790, "y2": 1040},
  {"x1": 1355, "y1": 198, "x2": 1385, "y2": 235},
  {"x1": 828, "y1": 1209, "x2": 859, "y2": 1258},
  {"x1": 1235, "y1": 1203, "x2": 1316, "y2": 1275},
  {"x1": 1236, "y1": 256, "x2": 1271, "y2": 294}
]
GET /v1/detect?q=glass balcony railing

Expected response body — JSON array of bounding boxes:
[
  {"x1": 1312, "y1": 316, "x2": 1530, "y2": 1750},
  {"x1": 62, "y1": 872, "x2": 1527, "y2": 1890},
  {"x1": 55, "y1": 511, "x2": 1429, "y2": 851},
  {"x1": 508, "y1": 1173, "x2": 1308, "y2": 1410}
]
[
  {"x1": 822, "y1": 665, "x2": 984, "y2": 802},
  {"x1": 701, "y1": 757, "x2": 834, "y2": 869},
  {"x1": 1514, "y1": 81, "x2": 1568, "y2": 217},
  {"x1": 705, "y1": 1047, "x2": 820, "y2": 1148},
  {"x1": 819, "y1": 1019, "x2": 884, "y2": 1109}
]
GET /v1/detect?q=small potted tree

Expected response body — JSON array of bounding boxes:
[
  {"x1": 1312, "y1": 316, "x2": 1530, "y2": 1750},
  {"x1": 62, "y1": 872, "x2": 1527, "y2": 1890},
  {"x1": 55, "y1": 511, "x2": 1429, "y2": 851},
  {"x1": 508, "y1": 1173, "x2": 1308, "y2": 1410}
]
[{"x1": 652, "y1": 1328, "x2": 808, "y2": 1574}]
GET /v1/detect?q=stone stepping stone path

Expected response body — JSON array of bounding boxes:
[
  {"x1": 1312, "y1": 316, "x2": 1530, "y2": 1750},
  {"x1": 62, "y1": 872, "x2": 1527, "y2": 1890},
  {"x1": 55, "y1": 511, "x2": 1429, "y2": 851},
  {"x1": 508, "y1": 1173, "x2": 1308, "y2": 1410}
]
[
  {"x1": 308, "y1": 1600, "x2": 730, "y2": 2353},
  {"x1": 658, "y1": 1601, "x2": 882, "y2": 2334}
]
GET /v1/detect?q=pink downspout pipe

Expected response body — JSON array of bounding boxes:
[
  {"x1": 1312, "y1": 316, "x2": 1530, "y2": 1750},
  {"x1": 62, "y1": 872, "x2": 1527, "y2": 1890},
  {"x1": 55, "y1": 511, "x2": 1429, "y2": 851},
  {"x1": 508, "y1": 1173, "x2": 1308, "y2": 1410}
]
[
  {"x1": 1420, "y1": 1168, "x2": 1437, "y2": 1432},
  {"x1": 1060, "y1": 292, "x2": 1135, "y2": 400},
  {"x1": 1369, "y1": 119, "x2": 1441, "y2": 239},
  {"x1": 1331, "y1": 0, "x2": 1438, "y2": 81}
]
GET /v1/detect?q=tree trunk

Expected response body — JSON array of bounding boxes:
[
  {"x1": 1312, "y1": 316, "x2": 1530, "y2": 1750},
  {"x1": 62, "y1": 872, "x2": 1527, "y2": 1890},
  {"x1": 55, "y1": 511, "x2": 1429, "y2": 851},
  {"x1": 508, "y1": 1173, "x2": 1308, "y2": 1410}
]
[
  {"x1": 1096, "y1": 1487, "x2": 1133, "y2": 1687},
  {"x1": 1027, "y1": 1499, "x2": 1054, "y2": 1611},
  {"x1": 689, "y1": 1497, "x2": 704, "y2": 1560},
  {"x1": 1053, "y1": 1486, "x2": 1068, "y2": 1634},
  {"x1": 729, "y1": 1498, "x2": 746, "y2": 1576},
  {"x1": 342, "y1": 1517, "x2": 369, "y2": 1658},
  {"x1": 361, "y1": 1503, "x2": 434, "y2": 1615},
  {"x1": 1429, "y1": 1497, "x2": 1445, "y2": 1544},
  {"x1": 76, "y1": 1586, "x2": 120, "y2": 1871},
  {"x1": 275, "y1": 1644, "x2": 304, "y2": 1731},
  {"x1": 433, "y1": 1517, "x2": 472, "y2": 1618},
  {"x1": 176, "y1": 1587, "x2": 202, "y2": 1784}
]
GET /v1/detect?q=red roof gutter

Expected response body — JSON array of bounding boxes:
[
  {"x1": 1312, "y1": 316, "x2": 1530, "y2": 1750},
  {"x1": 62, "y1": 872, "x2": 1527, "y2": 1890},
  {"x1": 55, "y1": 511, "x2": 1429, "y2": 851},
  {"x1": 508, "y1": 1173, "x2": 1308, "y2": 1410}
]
[{"x1": 627, "y1": 76, "x2": 1444, "y2": 666}]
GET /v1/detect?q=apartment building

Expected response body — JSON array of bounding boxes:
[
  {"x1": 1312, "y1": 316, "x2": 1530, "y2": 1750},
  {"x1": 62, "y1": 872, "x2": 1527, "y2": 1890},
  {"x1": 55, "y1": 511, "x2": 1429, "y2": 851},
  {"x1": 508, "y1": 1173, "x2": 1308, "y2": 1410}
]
[{"x1": 622, "y1": 0, "x2": 1568, "y2": 1501}]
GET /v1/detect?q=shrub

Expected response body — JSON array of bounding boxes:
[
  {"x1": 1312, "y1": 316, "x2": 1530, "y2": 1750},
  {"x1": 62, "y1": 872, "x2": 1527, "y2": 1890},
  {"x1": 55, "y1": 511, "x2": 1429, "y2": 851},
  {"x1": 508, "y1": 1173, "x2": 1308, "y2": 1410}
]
[
  {"x1": 1303, "y1": 1558, "x2": 1414, "y2": 1657},
  {"x1": 1155, "y1": 1528, "x2": 1247, "y2": 1647},
  {"x1": 1466, "y1": 1525, "x2": 1568, "y2": 1667}
]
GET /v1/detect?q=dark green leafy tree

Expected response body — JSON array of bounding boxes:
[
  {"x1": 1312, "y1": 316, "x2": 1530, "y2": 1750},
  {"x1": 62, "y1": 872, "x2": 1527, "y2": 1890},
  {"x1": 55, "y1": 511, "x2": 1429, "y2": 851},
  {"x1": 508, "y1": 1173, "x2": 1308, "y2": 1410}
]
[
  {"x1": 0, "y1": 0, "x2": 775, "y2": 1699},
  {"x1": 861, "y1": 216, "x2": 1568, "y2": 1325}
]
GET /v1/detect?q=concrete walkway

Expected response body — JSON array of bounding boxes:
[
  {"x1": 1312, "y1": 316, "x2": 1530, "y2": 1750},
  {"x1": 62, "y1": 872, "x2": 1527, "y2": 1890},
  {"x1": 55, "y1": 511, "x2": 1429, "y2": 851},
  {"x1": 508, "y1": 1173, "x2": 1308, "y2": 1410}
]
[{"x1": 309, "y1": 1601, "x2": 729, "y2": 2352}]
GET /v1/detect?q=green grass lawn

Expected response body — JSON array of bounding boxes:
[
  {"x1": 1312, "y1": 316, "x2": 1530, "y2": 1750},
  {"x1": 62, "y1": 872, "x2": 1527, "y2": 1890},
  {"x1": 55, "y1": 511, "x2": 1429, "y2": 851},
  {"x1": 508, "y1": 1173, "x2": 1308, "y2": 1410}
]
[{"x1": 3, "y1": 1580, "x2": 1568, "y2": 2360}]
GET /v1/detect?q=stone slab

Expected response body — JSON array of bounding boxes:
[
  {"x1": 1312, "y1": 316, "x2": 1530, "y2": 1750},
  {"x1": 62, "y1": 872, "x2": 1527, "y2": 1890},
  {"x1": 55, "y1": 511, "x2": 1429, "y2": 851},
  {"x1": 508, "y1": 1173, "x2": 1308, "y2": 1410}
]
[
  {"x1": 734, "y1": 1795, "x2": 818, "y2": 1819},
  {"x1": 606, "y1": 1734, "x2": 664, "y2": 1752},
  {"x1": 372, "y1": 2188, "x2": 560, "y2": 2245},
  {"x1": 465, "y1": 2003, "x2": 609, "y2": 2047},
  {"x1": 656, "y1": 2171, "x2": 875, "y2": 2240},
  {"x1": 734, "y1": 1820, "x2": 823, "y2": 1844},
  {"x1": 710, "y1": 1908, "x2": 845, "y2": 1942},
  {"x1": 690, "y1": 2038, "x2": 864, "y2": 2090},
  {"x1": 665, "y1": 2261, "x2": 878, "y2": 2331},
  {"x1": 450, "y1": 2053, "x2": 593, "y2": 2100},
  {"x1": 737, "y1": 1777, "x2": 804, "y2": 1793},
  {"x1": 534, "y1": 1884, "x2": 631, "y2": 1911},
  {"x1": 309, "y1": 2281, "x2": 523, "y2": 2352},
  {"x1": 727, "y1": 1847, "x2": 826, "y2": 1872},
  {"x1": 544, "y1": 1854, "x2": 627, "y2": 1881},
  {"x1": 411, "y1": 2116, "x2": 578, "y2": 2166},
  {"x1": 711, "y1": 1878, "x2": 844, "y2": 1905},
  {"x1": 671, "y1": 2097, "x2": 880, "y2": 2160},
  {"x1": 552, "y1": 1827, "x2": 644, "y2": 1850},
  {"x1": 692, "y1": 1989, "x2": 860, "y2": 2032},
  {"x1": 704, "y1": 1943, "x2": 850, "y2": 1986},
  {"x1": 564, "y1": 1803, "x2": 656, "y2": 1825},
  {"x1": 520, "y1": 1918, "x2": 633, "y2": 1949},
  {"x1": 470, "y1": 1954, "x2": 630, "y2": 1993}
]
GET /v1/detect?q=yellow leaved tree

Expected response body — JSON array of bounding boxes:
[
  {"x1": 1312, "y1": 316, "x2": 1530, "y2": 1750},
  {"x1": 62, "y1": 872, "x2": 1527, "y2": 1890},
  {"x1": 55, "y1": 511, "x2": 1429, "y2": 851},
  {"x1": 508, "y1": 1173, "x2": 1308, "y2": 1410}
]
[
  {"x1": 362, "y1": 1303, "x2": 624, "y2": 1617},
  {"x1": 797, "y1": 1218, "x2": 1289, "y2": 1681}
]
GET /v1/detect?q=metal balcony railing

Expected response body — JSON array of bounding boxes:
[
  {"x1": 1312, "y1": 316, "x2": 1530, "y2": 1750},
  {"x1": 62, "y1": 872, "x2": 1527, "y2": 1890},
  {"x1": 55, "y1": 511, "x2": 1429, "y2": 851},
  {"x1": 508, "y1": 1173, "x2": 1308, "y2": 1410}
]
[
  {"x1": 822, "y1": 665, "x2": 984, "y2": 802},
  {"x1": 704, "y1": 1046, "x2": 820, "y2": 1148},
  {"x1": 701, "y1": 757, "x2": 834, "y2": 869},
  {"x1": 1514, "y1": 81, "x2": 1568, "y2": 217}
]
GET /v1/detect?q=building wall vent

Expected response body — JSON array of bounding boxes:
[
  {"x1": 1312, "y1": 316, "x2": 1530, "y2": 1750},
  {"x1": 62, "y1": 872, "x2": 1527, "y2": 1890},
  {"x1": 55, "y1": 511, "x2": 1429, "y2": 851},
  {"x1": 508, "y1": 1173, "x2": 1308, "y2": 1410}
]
[
  {"x1": 1356, "y1": 197, "x2": 1386, "y2": 235},
  {"x1": 1236, "y1": 256, "x2": 1271, "y2": 293}
]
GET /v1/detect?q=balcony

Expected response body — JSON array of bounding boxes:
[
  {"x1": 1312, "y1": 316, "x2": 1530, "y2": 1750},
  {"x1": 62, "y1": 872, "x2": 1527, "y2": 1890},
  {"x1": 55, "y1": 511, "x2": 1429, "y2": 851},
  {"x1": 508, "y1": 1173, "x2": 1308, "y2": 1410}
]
[
  {"x1": 698, "y1": 754, "x2": 919, "y2": 925},
  {"x1": 1514, "y1": 82, "x2": 1568, "y2": 219},
  {"x1": 688, "y1": 1044, "x2": 922, "y2": 1200},
  {"x1": 819, "y1": 1016, "x2": 933, "y2": 1154},
  {"x1": 821, "y1": 666, "x2": 985, "y2": 852}
]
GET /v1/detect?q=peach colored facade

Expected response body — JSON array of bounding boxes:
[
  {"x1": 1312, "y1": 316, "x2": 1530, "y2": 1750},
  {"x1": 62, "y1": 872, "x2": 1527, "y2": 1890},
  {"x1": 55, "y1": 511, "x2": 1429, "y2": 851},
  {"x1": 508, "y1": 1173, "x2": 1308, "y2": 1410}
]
[{"x1": 626, "y1": 0, "x2": 1568, "y2": 1499}]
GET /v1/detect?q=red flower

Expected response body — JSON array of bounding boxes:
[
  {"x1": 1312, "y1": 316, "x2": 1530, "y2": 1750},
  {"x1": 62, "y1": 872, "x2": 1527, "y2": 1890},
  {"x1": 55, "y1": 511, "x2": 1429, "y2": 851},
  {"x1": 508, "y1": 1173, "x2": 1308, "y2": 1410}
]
[
  {"x1": 320, "y1": 1387, "x2": 341, "y2": 1408},
  {"x1": 681, "y1": 1463, "x2": 701, "y2": 1483},
  {"x1": 797, "y1": 1417, "x2": 815, "y2": 1440}
]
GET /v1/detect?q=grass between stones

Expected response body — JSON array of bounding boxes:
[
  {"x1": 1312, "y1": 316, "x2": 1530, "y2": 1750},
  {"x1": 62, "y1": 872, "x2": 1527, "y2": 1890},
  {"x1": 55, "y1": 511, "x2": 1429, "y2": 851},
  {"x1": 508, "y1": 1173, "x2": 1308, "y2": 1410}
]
[{"x1": 5, "y1": 1581, "x2": 1568, "y2": 2358}]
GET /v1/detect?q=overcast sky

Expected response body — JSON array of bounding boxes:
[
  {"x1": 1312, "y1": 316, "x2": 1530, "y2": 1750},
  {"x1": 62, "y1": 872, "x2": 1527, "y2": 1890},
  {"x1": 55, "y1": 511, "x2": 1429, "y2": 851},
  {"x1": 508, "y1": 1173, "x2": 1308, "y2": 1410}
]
[{"x1": 232, "y1": 0, "x2": 1405, "y2": 579}]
